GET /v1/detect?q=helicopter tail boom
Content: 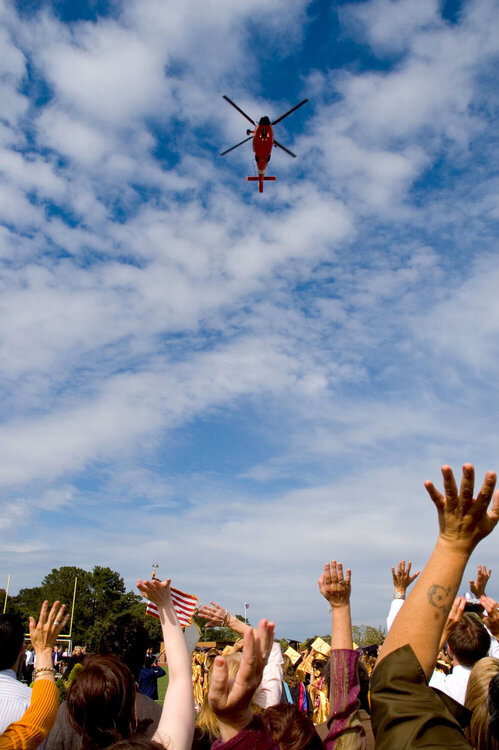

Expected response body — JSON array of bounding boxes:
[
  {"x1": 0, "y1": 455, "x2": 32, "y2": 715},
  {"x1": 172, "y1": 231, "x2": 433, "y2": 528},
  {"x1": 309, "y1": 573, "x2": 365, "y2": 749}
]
[{"x1": 247, "y1": 175, "x2": 276, "y2": 193}]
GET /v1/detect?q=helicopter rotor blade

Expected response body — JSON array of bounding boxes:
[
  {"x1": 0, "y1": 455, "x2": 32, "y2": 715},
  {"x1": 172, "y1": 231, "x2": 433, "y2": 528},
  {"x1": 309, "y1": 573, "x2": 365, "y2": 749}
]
[
  {"x1": 274, "y1": 139, "x2": 297, "y2": 158},
  {"x1": 271, "y1": 98, "x2": 309, "y2": 126},
  {"x1": 220, "y1": 135, "x2": 253, "y2": 157},
  {"x1": 223, "y1": 95, "x2": 256, "y2": 126}
]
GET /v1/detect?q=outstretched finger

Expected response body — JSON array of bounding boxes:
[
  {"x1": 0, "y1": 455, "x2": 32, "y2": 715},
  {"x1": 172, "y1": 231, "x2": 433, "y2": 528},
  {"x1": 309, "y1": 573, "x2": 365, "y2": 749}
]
[
  {"x1": 459, "y1": 463, "x2": 475, "y2": 505},
  {"x1": 47, "y1": 600, "x2": 61, "y2": 626},
  {"x1": 37, "y1": 601, "x2": 49, "y2": 629},
  {"x1": 424, "y1": 481, "x2": 445, "y2": 512},
  {"x1": 208, "y1": 656, "x2": 229, "y2": 710},
  {"x1": 441, "y1": 465, "x2": 459, "y2": 508},
  {"x1": 323, "y1": 563, "x2": 332, "y2": 584},
  {"x1": 486, "y1": 489, "x2": 499, "y2": 529},
  {"x1": 474, "y1": 471, "x2": 497, "y2": 513},
  {"x1": 337, "y1": 562, "x2": 344, "y2": 582},
  {"x1": 53, "y1": 603, "x2": 67, "y2": 629},
  {"x1": 345, "y1": 568, "x2": 352, "y2": 586}
]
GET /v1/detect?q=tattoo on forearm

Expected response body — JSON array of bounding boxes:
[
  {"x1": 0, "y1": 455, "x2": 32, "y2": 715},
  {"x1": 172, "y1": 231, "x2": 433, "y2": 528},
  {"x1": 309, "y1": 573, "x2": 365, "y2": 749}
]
[{"x1": 427, "y1": 585, "x2": 452, "y2": 611}]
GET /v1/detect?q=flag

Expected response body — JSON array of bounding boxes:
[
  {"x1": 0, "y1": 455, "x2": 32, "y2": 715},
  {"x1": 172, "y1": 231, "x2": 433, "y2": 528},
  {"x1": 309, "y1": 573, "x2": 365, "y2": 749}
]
[{"x1": 145, "y1": 586, "x2": 198, "y2": 628}]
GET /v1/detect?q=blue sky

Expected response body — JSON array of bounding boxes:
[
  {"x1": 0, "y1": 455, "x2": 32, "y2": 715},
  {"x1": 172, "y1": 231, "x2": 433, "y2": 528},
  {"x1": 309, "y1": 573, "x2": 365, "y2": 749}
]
[{"x1": 1, "y1": 0, "x2": 499, "y2": 639}]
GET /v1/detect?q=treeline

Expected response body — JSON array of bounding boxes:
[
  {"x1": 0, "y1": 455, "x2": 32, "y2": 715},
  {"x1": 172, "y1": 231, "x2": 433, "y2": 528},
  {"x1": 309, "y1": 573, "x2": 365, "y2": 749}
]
[
  {"x1": 3, "y1": 565, "x2": 162, "y2": 649},
  {"x1": 2, "y1": 565, "x2": 386, "y2": 649}
]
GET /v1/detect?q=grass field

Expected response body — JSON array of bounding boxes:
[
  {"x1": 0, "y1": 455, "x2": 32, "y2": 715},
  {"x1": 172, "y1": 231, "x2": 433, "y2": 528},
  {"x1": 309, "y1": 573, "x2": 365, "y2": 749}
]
[{"x1": 156, "y1": 670, "x2": 169, "y2": 705}]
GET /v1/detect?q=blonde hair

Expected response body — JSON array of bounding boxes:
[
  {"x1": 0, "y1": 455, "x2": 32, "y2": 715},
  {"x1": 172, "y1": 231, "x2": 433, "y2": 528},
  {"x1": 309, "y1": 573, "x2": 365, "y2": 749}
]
[
  {"x1": 465, "y1": 656, "x2": 499, "y2": 750},
  {"x1": 196, "y1": 653, "x2": 243, "y2": 740}
]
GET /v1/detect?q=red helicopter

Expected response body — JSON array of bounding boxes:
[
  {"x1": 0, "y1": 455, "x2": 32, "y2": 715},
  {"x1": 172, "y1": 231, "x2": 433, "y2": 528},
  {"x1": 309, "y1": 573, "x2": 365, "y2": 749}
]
[{"x1": 220, "y1": 95, "x2": 308, "y2": 193}]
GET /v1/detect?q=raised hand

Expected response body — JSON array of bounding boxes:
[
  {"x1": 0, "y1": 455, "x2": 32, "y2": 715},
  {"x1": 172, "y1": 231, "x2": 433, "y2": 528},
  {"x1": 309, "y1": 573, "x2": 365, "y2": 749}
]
[
  {"x1": 469, "y1": 564, "x2": 492, "y2": 598},
  {"x1": 197, "y1": 601, "x2": 228, "y2": 627},
  {"x1": 137, "y1": 577, "x2": 172, "y2": 608},
  {"x1": 392, "y1": 560, "x2": 420, "y2": 596},
  {"x1": 440, "y1": 596, "x2": 466, "y2": 649},
  {"x1": 29, "y1": 601, "x2": 69, "y2": 673},
  {"x1": 480, "y1": 595, "x2": 499, "y2": 637},
  {"x1": 424, "y1": 464, "x2": 499, "y2": 553},
  {"x1": 208, "y1": 619, "x2": 275, "y2": 741},
  {"x1": 318, "y1": 560, "x2": 351, "y2": 608}
]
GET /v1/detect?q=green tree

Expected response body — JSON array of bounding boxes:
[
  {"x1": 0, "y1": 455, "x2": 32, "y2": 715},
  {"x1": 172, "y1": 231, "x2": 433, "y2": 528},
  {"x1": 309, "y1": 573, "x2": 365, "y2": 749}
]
[
  {"x1": 14, "y1": 565, "x2": 155, "y2": 649},
  {"x1": 194, "y1": 613, "x2": 249, "y2": 643},
  {"x1": 352, "y1": 624, "x2": 386, "y2": 647}
]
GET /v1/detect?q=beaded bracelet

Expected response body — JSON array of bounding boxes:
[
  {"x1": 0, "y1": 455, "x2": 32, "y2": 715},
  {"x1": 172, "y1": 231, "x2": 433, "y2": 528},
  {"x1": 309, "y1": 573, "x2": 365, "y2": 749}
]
[
  {"x1": 222, "y1": 610, "x2": 230, "y2": 627},
  {"x1": 33, "y1": 667, "x2": 57, "y2": 678}
]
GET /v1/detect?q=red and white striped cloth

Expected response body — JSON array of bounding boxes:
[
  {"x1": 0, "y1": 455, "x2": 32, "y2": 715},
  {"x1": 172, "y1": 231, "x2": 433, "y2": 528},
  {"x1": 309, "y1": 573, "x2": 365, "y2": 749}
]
[{"x1": 145, "y1": 587, "x2": 198, "y2": 627}]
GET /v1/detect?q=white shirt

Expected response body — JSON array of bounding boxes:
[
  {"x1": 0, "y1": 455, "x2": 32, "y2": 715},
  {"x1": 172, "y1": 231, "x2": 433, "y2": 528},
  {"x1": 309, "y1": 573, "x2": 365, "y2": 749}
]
[
  {"x1": 0, "y1": 669, "x2": 32, "y2": 734},
  {"x1": 253, "y1": 642, "x2": 284, "y2": 708},
  {"x1": 429, "y1": 664, "x2": 471, "y2": 705}
]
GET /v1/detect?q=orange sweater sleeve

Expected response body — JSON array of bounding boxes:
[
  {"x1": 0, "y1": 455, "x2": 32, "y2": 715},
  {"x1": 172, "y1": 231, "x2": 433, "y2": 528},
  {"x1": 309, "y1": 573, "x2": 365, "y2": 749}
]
[{"x1": 0, "y1": 679, "x2": 59, "y2": 750}]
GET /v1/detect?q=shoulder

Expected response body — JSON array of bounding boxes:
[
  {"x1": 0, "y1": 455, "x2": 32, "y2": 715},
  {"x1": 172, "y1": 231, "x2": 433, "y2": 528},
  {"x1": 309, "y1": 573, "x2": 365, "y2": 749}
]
[
  {"x1": 0, "y1": 671, "x2": 32, "y2": 700},
  {"x1": 44, "y1": 701, "x2": 82, "y2": 750},
  {"x1": 135, "y1": 691, "x2": 162, "y2": 719}
]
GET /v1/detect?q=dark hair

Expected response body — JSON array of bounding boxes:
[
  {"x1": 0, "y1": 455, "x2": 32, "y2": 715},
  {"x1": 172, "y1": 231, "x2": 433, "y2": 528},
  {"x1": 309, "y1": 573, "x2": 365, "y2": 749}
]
[
  {"x1": 108, "y1": 740, "x2": 163, "y2": 750},
  {"x1": 311, "y1": 658, "x2": 326, "y2": 675},
  {"x1": 99, "y1": 614, "x2": 148, "y2": 680},
  {"x1": 67, "y1": 654, "x2": 136, "y2": 750},
  {"x1": 282, "y1": 655, "x2": 299, "y2": 688},
  {"x1": 262, "y1": 704, "x2": 323, "y2": 750},
  {"x1": 144, "y1": 655, "x2": 155, "y2": 669},
  {"x1": 63, "y1": 653, "x2": 87, "y2": 680},
  {"x1": 0, "y1": 614, "x2": 25, "y2": 670},
  {"x1": 447, "y1": 613, "x2": 490, "y2": 668},
  {"x1": 490, "y1": 673, "x2": 499, "y2": 741}
]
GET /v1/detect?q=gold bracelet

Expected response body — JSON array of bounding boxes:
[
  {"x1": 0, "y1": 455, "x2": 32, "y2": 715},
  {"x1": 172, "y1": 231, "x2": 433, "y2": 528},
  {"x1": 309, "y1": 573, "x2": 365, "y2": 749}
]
[{"x1": 33, "y1": 667, "x2": 57, "y2": 678}]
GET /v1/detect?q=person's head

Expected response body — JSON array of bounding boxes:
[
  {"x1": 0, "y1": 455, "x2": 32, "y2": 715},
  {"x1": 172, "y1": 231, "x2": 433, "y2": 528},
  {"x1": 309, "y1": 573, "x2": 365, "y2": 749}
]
[
  {"x1": 447, "y1": 613, "x2": 490, "y2": 668},
  {"x1": 282, "y1": 654, "x2": 299, "y2": 688},
  {"x1": 489, "y1": 673, "x2": 499, "y2": 742},
  {"x1": 0, "y1": 614, "x2": 25, "y2": 670},
  {"x1": 465, "y1": 657, "x2": 499, "y2": 750},
  {"x1": 143, "y1": 655, "x2": 155, "y2": 669},
  {"x1": 67, "y1": 654, "x2": 136, "y2": 750},
  {"x1": 108, "y1": 740, "x2": 162, "y2": 750},
  {"x1": 261, "y1": 705, "x2": 323, "y2": 750},
  {"x1": 99, "y1": 614, "x2": 148, "y2": 681}
]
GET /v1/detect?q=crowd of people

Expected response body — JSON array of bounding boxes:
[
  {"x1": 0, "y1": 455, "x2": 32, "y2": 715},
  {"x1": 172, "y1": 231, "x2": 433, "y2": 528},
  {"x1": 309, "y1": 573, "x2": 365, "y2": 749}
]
[{"x1": 1, "y1": 463, "x2": 499, "y2": 749}]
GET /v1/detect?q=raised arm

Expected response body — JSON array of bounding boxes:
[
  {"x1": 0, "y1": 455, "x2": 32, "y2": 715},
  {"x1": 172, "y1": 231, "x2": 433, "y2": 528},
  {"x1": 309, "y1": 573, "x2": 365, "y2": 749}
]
[
  {"x1": 377, "y1": 463, "x2": 499, "y2": 678},
  {"x1": 319, "y1": 561, "x2": 367, "y2": 750},
  {"x1": 470, "y1": 564, "x2": 492, "y2": 598},
  {"x1": 0, "y1": 601, "x2": 69, "y2": 750},
  {"x1": 208, "y1": 619, "x2": 278, "y2": 749},
  {"x1": 319, "y1": 560, "x2": 352, "y2": 650},
  {"x1": 197, "y1": 601, "x2": 251, "y2": 637},
  {"x1": 137, "y1": 579, "x2": 194, "y2": 750},
  {"x1": 198, "y1": 600, "x2": 282, "y2": 708},
  {"x1": 387, "y1": 560, "x2": 421, "y2": 630}
]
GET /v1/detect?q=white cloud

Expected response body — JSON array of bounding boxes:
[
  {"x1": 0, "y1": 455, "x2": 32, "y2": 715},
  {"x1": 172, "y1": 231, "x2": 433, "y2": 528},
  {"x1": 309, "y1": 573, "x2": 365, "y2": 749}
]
[{"x1": 0, "y1": 0, "x2": 499, "y2": 636}]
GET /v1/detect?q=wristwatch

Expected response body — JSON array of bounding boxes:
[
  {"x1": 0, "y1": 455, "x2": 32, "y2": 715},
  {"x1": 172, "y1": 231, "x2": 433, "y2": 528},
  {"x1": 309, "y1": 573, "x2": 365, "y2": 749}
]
[{"x1": 393, "y1": 592, "x2": 405, "y2": 599}]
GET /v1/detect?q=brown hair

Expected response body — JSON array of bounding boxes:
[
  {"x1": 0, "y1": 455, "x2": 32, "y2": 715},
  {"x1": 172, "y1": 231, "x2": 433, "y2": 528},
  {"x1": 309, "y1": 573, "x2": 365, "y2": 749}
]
[
  {"x1": 67, "y1": 654, "x2": 137, "y2": 750},
  {"x1": 261, "y1": 704, "x2": 323, "y2": 750},
  {"x1": 464, "y1": 656, "x2": 499, "y2": 750},
  {"x1": 282, "y1": 655, "x2": 299, "y2": 688},
  {"x1": 447, "y1": 613, "x2": 490, "y2": 668}
]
